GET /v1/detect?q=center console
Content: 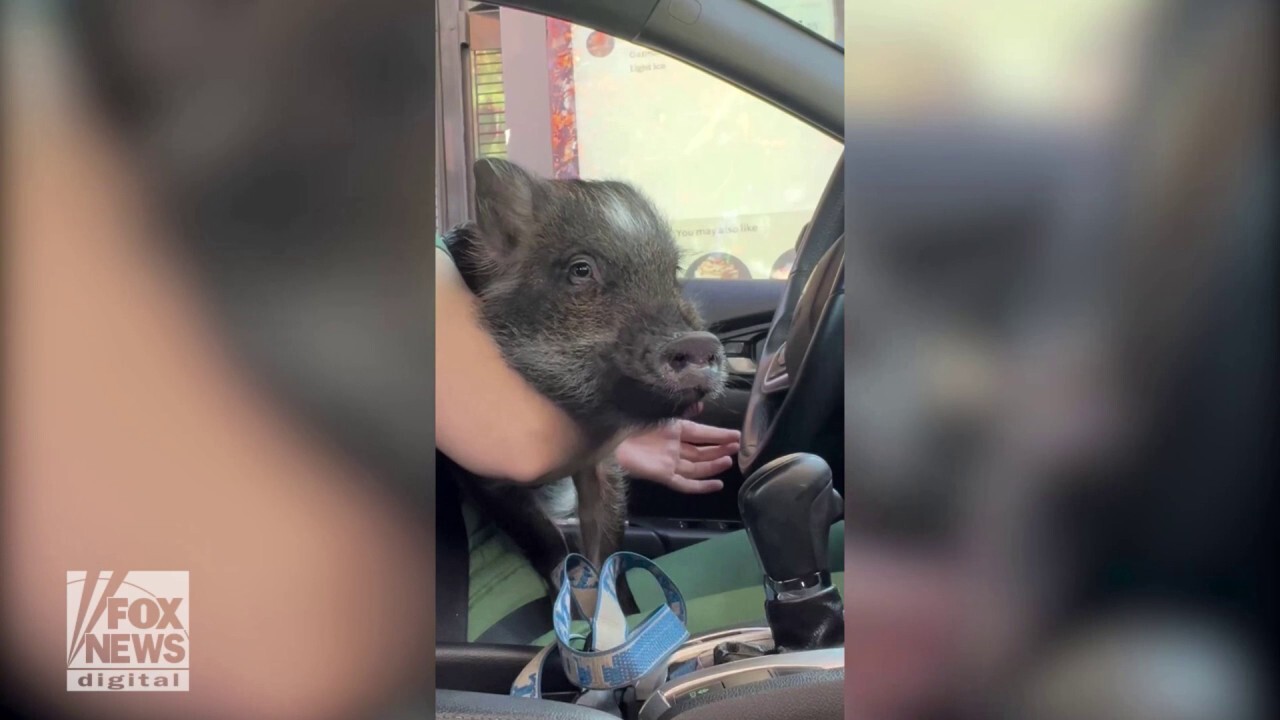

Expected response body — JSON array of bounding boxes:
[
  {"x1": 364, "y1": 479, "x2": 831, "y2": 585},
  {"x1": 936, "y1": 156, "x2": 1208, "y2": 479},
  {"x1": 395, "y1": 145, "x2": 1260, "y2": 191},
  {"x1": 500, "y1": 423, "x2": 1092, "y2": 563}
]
[
  {"x1": 638, "y1": 630, "x2": 842, "y2": 719},
  {"x1": 437, "y1": 453, "x2": 846, "y2": 720},
  {"x1": 637, "y1": 452, "x2": 845, "y2": 719}
]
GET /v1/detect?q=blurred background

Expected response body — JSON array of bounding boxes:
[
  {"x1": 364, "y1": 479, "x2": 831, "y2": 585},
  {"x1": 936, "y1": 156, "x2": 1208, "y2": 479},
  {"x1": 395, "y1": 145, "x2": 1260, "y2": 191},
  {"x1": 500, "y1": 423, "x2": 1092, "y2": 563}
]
[{"x1": 840, "y1": 0, "x2": 1275, "y2": 718}]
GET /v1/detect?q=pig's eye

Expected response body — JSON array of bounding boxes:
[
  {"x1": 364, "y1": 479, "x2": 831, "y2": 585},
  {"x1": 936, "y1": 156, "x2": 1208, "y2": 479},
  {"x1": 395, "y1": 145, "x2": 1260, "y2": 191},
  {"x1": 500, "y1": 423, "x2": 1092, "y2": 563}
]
[{"x1": 567, "y1": 257, "x2": 599, "y2": 285}]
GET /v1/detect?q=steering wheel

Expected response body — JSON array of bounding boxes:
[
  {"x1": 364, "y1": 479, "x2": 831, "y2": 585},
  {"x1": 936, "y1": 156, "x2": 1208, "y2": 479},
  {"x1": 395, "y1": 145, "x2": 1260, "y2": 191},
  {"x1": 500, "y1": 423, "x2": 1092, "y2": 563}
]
[{"x1": 738, "y1": 156, "x2": 845, "y2": 475}]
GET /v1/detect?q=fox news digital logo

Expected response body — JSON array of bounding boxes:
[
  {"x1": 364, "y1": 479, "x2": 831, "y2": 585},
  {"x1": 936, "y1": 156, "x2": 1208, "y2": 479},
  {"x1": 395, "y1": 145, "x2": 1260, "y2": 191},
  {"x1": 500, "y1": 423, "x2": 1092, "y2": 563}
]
[{"x1": 66, "y1": 571, "x2": 189, "y2": 692}]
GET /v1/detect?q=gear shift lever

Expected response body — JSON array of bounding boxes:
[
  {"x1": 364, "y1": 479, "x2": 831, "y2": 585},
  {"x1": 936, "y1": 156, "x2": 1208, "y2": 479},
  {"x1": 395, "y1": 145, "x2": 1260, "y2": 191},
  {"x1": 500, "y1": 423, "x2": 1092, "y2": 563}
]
[{"x1": 739, "y1": 453, "x2": 844, "y2": 652}]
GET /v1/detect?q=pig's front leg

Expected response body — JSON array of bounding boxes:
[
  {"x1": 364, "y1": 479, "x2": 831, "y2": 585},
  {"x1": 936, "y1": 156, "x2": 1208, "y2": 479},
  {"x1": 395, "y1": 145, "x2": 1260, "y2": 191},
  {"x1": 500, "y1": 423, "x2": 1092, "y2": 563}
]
[{"x1": 572, "y1": 461, "x2": 639, "y2": 614}]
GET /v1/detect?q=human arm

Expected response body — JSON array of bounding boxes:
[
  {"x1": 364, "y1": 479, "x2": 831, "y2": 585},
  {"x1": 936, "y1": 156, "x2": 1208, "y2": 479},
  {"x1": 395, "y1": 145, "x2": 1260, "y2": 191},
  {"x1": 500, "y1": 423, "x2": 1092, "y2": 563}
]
[{"x1": 435, "y1": 247, "x2": 585, "y2": 482}]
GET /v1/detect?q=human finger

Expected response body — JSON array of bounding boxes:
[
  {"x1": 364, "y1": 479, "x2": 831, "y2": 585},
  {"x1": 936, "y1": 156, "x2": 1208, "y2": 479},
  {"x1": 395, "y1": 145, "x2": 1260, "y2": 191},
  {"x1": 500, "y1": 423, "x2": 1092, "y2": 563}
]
[
  {"x1": 663, "y1": 475, "x2": 725, "y2": 494},
  {"x1": 676, "y1": 455, "x2": 734, "y2": 479},
  {"x1": 678, "y1": 420, "x2": 741, "y2": 445},
  {"x1": 680, "y1": 442, "x2": 740, "y2": 462}
]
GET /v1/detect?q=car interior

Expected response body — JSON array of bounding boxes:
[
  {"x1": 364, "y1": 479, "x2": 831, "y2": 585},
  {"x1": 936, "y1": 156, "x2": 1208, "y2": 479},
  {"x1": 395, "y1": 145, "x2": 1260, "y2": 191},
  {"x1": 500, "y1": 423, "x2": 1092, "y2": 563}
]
[{"x1": 435, "y1": 1, "x2": 847, "y2": 718}]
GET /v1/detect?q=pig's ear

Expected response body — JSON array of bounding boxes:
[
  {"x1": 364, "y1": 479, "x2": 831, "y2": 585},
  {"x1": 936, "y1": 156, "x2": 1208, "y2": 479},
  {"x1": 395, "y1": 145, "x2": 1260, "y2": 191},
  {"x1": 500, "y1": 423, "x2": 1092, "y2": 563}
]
[{"x1": 472, "y1": 158, "x2": 540, "y2": 257}]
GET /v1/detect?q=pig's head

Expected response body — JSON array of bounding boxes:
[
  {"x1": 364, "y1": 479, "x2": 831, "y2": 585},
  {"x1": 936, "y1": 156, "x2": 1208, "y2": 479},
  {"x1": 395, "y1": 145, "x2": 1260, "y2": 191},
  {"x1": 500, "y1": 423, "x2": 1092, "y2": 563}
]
[{"x1": 449, "y1": 158, "x2": 726, "y2": 439}]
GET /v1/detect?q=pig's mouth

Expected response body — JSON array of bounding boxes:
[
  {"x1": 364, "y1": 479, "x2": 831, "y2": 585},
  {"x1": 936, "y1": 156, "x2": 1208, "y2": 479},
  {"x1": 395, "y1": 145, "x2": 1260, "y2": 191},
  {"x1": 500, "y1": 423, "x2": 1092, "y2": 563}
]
[
  {"x1": 666, "y1": 378, "x2": 726, "y2": 419},
  {"x1": 674, "y1": 386, "x2": 709, "y2": 410},
  {"x1": 608, "y1": 367, "x2": 725, "y2": 422},
  {"x1": 602, "y1": 333, "x2": 727, "y2": 422},
  {"x1": 660, "y1": 369, "x2": 722, "y2": 403},
  {"x1": 659, "y1": 354, "x2": 726, "y2": 404}
]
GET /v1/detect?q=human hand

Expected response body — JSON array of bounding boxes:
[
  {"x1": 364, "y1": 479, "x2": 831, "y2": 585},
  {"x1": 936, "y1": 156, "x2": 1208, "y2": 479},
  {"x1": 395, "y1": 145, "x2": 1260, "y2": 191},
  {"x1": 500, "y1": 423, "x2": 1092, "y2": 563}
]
[{"x1": 614, "y1": 406, "x2": 741, "y2": 493}]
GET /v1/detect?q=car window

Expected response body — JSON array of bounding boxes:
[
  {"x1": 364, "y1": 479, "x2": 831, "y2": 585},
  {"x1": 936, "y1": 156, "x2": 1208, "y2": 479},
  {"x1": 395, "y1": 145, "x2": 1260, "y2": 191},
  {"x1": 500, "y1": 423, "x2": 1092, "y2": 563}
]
[{"x1": 465, "y1": 5, "x2": 843, "y2": 281}]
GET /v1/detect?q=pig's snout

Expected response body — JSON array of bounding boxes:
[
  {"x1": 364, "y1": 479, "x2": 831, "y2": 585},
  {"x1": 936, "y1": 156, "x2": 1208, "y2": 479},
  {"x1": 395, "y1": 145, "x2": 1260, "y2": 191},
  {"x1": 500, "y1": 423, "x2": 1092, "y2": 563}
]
[
  {"x1": 662, "y1": 332, "x2": 721, "y2": 370},
  {"x1": 660, "y1": 332, "x2": 724, "y2": 393}
]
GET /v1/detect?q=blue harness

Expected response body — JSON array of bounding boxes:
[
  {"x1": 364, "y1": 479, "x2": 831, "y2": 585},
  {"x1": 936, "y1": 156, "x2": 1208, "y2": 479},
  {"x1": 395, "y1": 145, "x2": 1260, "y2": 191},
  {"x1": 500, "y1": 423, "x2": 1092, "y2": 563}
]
[{"x1": 511, "y1": 552, "x2": 692, "y2": 708}]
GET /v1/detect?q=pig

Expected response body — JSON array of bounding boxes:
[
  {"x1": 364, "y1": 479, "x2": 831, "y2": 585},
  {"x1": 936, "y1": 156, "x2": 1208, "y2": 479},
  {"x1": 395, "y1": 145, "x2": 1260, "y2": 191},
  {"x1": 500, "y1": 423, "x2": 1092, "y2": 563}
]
[{"x1": 442, "y1": 158, "x2": 728, "y2": 596}]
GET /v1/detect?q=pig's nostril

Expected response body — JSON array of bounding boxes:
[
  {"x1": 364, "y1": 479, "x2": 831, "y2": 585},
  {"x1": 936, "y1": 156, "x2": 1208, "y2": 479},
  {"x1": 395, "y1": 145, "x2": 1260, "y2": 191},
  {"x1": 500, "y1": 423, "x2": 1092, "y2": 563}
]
[{"x1": 662, "y1": 331, "x2": 723, "y2": 373}]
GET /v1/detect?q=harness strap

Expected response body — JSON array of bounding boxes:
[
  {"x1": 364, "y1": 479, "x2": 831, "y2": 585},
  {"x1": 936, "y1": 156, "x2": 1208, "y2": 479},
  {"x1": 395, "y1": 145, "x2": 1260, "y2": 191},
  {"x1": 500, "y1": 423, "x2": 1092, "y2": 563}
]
[{"x1": 510, "y1": 552, "x2": 689, "y2": 704}]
